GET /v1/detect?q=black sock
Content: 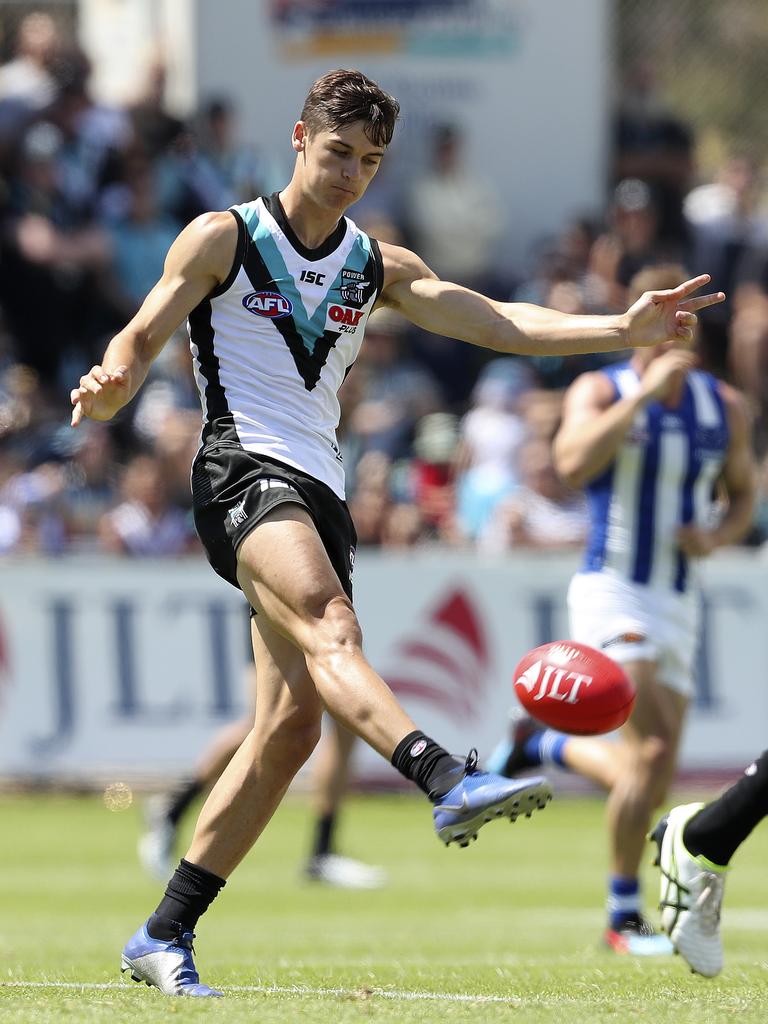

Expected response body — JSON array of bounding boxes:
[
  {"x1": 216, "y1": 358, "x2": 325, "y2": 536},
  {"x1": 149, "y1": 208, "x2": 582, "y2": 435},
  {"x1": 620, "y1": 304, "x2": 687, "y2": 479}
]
[
  {"x1": 312, "y1": 812, "x2": 335, "y2": 858},
  {"x1": 167, "y1": 779, "x2": 205, "y2": 826},
  {"x1": 684, "y1": 749, "x2": 768, "y2": 866},
  {"x1": 147, "y1": 858, "x2": 226, "y2": 938},
  {"x1": 391, "y1": 731, "x2": 464, "y2": 801}
]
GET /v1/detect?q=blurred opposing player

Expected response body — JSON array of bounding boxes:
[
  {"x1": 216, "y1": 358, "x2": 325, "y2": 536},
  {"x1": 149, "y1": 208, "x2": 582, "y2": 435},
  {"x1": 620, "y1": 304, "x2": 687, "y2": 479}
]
[
  {"x1": 490, "y1": 264, "x2": 754, "y2": 954},
  {"x1": 649, "y1": 748, "x2": 768, "y2": 976},
  {"x1": 140, "y1": 667, "x2": 386, "y2": 889},
  {"x1": 71, "y1": 66, "x2": 724, "y2": 996}
]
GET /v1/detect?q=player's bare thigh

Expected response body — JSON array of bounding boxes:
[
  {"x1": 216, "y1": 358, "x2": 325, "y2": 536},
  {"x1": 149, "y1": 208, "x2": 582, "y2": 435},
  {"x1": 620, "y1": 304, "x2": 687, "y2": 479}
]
[
  {"x1": 235, "y1": 503, "x2": 357, "y2": 649},
  {"x1": 621, "y1": 659, "x2": 689, "y2": 745}
]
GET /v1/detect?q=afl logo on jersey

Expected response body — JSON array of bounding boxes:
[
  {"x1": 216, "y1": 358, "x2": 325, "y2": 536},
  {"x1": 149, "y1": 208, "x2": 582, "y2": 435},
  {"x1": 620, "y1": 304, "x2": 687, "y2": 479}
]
[{"x1": 242, "y1": 291, "x2": 293, "y2": 319}]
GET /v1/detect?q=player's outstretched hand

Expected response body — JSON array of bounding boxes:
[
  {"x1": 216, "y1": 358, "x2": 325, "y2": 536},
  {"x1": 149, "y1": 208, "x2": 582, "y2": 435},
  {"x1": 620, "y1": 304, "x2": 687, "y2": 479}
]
[
  {"x1": 625, "y1": 274, "x2": 725, "y2": 350},
  {"x1": 70, "y1": 364, "x2": 129, "y2": 426}
]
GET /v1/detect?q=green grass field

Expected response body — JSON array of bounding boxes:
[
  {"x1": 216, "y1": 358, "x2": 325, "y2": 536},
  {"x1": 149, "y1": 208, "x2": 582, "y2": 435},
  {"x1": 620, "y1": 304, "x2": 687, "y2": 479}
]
[{"x1": 1, "y1": 788, "x2": 767, "y2": 1023}]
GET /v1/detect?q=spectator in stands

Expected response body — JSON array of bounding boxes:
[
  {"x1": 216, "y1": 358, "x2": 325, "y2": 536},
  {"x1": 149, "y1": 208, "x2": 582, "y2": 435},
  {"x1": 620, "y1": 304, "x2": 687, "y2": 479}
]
[
  {"x1": 454, "y1": 357, "x2": 534, "y2": 542},
  {"x1": 612, "y1": 59, "x2": 695, "y2": 248},
  {"x1": 346, "y1": 308, "x2": 443, "y2": 462},
  {"x1": 479, "y1": 435, "x2": 587, "y2": 553},
  {"x1": 727, "y1": 287, "x2": 768, "y2": 456},
  {"x1": 98, "y1": 453, "x2": 197, "y2": 556},
  {"x1": 408, "y1": 412, "x2": 460, "y2": 543},
  {"x1": 127, "y1": 57, "x2": 185, "y2": 161},
  {"x1": 591, "y1": 178, "x2": 681, "y2": 311},
  {"x1": 347, "y1": 451, "x2": 392, "y2": 548},
  {"x1": 685, "y1": 152, "x2": 768, "y2": 375},
  {"x1": 0, "y1": 119, "x2": 113, "y2": 386},
  {"x1": 56, "y1": 422, "x2": 118, "y2": 548},
  {"x1": 195, "y1": 96, "x2": 285, "y2": 206},
  {"x1": 406, "y1": 122, "x2": 504, "y2": 293},
  {"x1": 106, "y1": 158, "x2": 180, "y2": 316},
  {"x1": 0, "y1": 11, "x2": 61, "y2": 114}
]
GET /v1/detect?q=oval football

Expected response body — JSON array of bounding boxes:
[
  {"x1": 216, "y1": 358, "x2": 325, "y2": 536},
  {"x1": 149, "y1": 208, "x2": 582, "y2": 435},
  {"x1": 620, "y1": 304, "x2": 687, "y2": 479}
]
[{"x1": 513, "y1": 640, "x2": 635, "y2": 736}]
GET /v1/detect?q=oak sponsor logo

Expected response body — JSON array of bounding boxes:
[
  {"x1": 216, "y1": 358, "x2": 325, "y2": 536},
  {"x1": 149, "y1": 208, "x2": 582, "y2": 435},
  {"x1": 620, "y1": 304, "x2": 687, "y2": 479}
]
[
  {"x1": 325, "y1": 303, "x2": 366, "y2": 334},
  {"x1": 242, "y1": 291, "x2": 293, "y2": 318}
]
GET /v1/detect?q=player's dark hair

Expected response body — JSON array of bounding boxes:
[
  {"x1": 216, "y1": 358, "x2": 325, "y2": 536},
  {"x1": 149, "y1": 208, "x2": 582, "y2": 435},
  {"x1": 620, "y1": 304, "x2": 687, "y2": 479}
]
[{"x1": 300, "y1": 69, "x2": 400, "y2": 148}]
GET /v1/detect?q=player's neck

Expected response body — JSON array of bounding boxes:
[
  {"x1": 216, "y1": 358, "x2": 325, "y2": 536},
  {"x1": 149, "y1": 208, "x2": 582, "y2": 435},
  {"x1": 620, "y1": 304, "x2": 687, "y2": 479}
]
[{"x1": 278, "y1": 184, "x2": 344, "y2": 250}]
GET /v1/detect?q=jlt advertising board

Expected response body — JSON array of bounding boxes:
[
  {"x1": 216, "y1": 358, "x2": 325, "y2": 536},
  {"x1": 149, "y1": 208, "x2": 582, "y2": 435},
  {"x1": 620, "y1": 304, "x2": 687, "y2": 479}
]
[{"x1": 0, "y1": 551, "x2": 766, "y2": 783}]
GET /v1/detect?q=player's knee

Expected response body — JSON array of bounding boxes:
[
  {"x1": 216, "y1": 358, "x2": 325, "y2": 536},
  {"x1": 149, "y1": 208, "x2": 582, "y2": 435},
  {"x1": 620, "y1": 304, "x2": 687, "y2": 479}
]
[
  {"x1": 305, "y1": 594, "x2": 362, "y2": 660},
  {"x1": 638, "y1": 735, "x2": 676, "y2": 796}
]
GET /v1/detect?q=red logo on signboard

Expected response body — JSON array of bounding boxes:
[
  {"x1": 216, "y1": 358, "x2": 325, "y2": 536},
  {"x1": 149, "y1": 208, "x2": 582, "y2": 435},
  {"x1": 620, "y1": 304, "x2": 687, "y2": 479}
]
[{"x1": 383, "y1": 589, "x2": 488, "y2": 721}]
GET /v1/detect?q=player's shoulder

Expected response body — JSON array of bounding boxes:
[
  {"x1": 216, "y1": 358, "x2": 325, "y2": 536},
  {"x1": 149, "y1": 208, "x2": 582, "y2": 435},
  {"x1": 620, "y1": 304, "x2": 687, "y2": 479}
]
[
  {"x1": 564, "y1": 365, "x2": 620, "y2": 407},
  {"x1": 171, "y1": 209, "x2": 240, "y2": 278}
]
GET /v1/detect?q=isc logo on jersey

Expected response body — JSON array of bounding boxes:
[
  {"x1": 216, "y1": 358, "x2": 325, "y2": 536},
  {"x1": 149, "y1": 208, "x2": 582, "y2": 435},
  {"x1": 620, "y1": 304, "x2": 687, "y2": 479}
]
[
  {"x1": 325, "y1": 304, "x2": 366, "y2": 335},
  {"x1": 242, "y1": 291, "x2": 293, "y2": 318}
]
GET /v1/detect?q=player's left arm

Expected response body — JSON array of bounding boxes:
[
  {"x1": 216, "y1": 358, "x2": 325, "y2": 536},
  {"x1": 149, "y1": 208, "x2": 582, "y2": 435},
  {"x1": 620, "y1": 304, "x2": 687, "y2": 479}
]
[
  {"x1": 377, "y1": 242, "x2": 725, "y2": 356},
  {"x1": 677, "y1": 384, "x2": 757, "y2": 556}
]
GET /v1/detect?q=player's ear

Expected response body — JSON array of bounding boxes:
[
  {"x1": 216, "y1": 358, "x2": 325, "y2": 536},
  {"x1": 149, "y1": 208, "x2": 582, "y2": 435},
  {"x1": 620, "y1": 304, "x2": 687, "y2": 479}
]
[{"x1": 292, "y1": 121, "x2": 307, "y2": 154}]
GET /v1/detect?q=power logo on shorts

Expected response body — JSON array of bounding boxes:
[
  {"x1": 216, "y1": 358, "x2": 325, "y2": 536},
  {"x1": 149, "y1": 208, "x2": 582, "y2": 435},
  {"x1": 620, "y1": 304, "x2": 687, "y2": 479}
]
[
  {"x1": 242, "y1": 291, "x2": 293, "y2": 318},
  {"x1": 410, "y1": 738, "x2": 428, "y2": 758},
  {"x1": 228, "y1": 499, "x2": 248, "y2": 527}
]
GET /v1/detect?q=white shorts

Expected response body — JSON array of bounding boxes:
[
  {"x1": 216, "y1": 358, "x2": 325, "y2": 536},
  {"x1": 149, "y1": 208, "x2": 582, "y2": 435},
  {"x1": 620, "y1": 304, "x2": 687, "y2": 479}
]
[{"x1": 567, "y1": 572, "x2": 701, "y2": 698}]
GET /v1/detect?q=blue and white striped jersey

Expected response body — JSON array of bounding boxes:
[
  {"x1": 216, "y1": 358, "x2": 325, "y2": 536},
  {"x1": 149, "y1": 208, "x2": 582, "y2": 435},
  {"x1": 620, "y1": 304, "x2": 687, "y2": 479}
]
[{"x1": 582, "y1": 361, "x2": 730, "y2": 593}]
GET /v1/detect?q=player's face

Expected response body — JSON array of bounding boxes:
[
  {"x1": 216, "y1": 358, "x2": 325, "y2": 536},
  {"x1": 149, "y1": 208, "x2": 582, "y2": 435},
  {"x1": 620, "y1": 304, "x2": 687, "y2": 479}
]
[{"x1": 297, "y1": 120, "x2": 385, "y2": 211}]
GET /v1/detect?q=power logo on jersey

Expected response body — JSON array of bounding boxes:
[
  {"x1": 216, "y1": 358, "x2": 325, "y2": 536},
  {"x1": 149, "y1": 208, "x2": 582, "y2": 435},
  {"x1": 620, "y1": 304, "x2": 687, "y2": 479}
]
[
  {"x1": 242, "y1": 291, "x2": 293, "y2": 319},
  {"x1": 339, "y1": 267, "x2": 373, "y2": 308}
]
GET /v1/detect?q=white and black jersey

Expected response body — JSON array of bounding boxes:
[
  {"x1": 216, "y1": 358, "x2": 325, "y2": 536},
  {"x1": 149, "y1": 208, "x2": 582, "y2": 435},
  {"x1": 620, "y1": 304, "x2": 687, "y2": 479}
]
[{"x1": 188, "y1": 193, "x2": 384, "y2": 498}]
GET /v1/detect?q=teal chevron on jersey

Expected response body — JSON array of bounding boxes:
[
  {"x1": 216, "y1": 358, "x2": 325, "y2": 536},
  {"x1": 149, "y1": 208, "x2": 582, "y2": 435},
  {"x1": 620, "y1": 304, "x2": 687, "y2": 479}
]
[{"x1": 236, "y1": 200, "x2": 374, "y2": 356}]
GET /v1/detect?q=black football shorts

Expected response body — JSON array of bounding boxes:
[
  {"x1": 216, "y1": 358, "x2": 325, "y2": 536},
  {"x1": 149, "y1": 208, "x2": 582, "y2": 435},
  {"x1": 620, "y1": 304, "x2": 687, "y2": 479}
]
[{"x1": 191, "y1": 442, "x2": 357, "y2": 600}]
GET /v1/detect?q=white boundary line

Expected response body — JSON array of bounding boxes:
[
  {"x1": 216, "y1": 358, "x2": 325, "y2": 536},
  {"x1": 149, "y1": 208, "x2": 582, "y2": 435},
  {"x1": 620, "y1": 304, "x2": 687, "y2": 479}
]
[{"x1": 0, "y1": 981, "x2": 518, "y2": 1004}]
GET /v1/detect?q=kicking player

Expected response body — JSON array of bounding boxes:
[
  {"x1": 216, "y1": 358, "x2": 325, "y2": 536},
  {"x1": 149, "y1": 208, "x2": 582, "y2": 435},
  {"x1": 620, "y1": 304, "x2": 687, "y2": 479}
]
[
  {"x1": 71, "y1": 70, "x2": 725, "y2": 996},
  {"x1": 488, "y1": 263, "x2": 755, "y2": 955},
  {"x1": 649, "y1": 748, "x2": 768, "y2": 977}
]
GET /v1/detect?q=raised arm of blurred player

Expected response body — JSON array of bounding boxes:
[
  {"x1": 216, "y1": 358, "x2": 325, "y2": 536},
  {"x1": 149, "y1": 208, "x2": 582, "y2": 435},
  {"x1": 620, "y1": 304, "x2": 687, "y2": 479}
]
[
  {"x1": 70, "y1": 212, "x2": 237, "y2": 427},
  {"x1": 552, "y1": 349, "x2": 697, "y2": 489},
  {"x1": 378, "y1": 243, "x2": 724, "y2": 357}
]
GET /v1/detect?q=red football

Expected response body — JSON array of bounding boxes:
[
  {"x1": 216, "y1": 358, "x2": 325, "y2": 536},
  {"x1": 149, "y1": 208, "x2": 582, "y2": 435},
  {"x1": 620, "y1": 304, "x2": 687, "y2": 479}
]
[{"x1": 513, "y1": 640, "x2": 635, "y2": 735}]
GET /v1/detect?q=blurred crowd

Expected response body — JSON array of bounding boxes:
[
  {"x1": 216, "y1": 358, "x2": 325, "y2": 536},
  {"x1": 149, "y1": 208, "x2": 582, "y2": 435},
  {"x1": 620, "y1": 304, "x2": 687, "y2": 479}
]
[{"x1": 1, "y1": 13, "x2": 768, "y2": 559}]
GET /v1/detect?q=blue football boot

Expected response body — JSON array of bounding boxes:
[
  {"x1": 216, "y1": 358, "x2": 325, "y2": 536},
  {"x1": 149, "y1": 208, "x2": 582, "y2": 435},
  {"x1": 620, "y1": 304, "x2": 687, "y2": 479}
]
[
  {"x1": 120, "y1": 921, "x2": 222, "y2": 997},
  {"x1": 433, "y1": 749, "x2": 552, "y2": 847}
]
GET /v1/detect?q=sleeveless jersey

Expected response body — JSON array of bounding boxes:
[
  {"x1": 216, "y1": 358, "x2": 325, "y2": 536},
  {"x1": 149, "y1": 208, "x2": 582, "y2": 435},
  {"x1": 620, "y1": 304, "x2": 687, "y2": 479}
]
[
  {"x1": 187, "y1": 193, "x2": 384, "y2": 498},
  {"x1": 582, "y1": 361, "x2": 730, "y2": 593}
]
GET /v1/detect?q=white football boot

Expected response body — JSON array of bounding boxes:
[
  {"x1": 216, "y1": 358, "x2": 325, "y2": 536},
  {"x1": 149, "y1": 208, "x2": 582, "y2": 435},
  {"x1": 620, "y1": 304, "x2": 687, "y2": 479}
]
[
  {"x1": 650, "y1": 802, "x2": 727, "y2": 977},
  {"x1": 304, "y1": 853, "x2": 387, "y2": 889}
]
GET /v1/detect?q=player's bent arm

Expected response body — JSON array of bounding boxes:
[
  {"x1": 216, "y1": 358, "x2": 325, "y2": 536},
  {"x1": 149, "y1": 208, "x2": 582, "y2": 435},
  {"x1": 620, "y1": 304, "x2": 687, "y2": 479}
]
[
  {"x1": 378, "y1": 243, "x2": 629, "y2": 356},
  {"x1": 552, "y1": 373, "x2": 648, "y2": 489},
  {"x1": 711, "y1": 386, "x2": 757, "y2": 548},
  {"x1": 71, "y1": 212, "x2": 237, "y2": 424}
]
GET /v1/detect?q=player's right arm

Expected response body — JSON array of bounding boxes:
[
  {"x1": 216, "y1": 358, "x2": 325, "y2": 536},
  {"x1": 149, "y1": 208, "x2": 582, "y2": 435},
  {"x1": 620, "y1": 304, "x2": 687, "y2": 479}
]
[
  {"x1": 553, "y1": 349, "x2": 696, "y2": 488},
  {"x1": 70, "y1": 211, "x2": 237, "y2": 426}
]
